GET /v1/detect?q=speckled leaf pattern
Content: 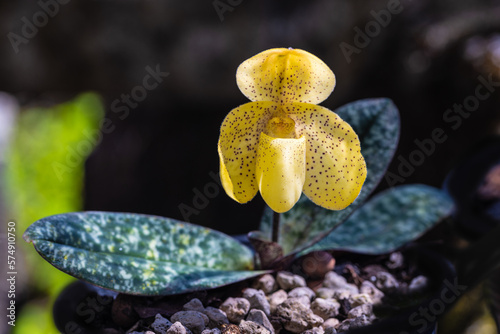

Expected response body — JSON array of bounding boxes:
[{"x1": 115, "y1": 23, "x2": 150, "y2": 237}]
[
  {"x1": 260, "y1": 98, "x2": 400, "y2": 255},
  {"x1": 23, "y1": 212, "x2": 264, "y2": 295},
  {"x1": 299, "y1": 185, "x2": 455, "y2": 256}
]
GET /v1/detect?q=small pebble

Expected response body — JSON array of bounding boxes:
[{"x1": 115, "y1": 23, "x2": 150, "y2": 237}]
[
  {"x1": 409, "y1": 275, "x2": 428, "y2": 294},
  {"x1": 276, "y1": 272, "x2": 306, "y2": 290},
  {"x1": 151, "y1": 313, "x2": 173, "y2": 334},
  {"x1": 322, "y1": 272, "x2": 347, "y2": 289},
  {"x1": 343, "y1": 283, "x2": 359, "y2": 295},
  {"x1": 167, "y1": 321, "x2": 191, "y2": 334},
  {"x1": 338, "y1": 314, "x2": 373, "y2": 331},
  {"x1": 268, "y1": 289, "x2": 288, "y2": 314},
  {"x1": 322, "y1": 318, "x2": 340, "y2": 329},
  {"x1": 288, "y1": 287, "x2": 316, "y2": 301},
  {"x1": 322, "y1": 272, "x2": 359, "y2": 296},
  {"x1": 242, "y1": 288, "x2": 259, "y2": 298},
  {"x1": 288, "y1": 295, "x2": 311, "y2": 308},
  {"x1": 348, "y1": 294, "x2": 373, "y2": 307},
  {"x1": 386, "y1": 252, "x2": 404, "y2": 269},
  {"x1": 239, "y1": 320, "x2": 271, "y2": 334},
  {"x1": 220, "y1": 323, "x2": 241, "y2": 334},
  {"x1": 375, "y1": 272, "x2": 399, "y2": 291},
  {"x1": 252, "y1": 274, "x2": 278, "y2": 294},
  {"x1": 310, "y1": 298, "x2": 340, "y2": 320},
  {"x1": 269, "y1": 316, "x2": 283, "y2": 334},
  {"x1": 203, "y1": 306, "x2": 229, "y2": 327},
  {"x1": 347, "y1": 304, "x2": 373, "y2": 319},
  {"x1": 220, "y1": 297, "x2": 251, "y2": 324},
  {"x1": 243, "y1": 288, "x2": 271, "y2": 316},
  {"x1": 220, "y1": 324, "x2": 241, "y2": 334},
  {"x1": 275, "y1": 299, "x2": 323, "y2": 333},
  {"x1": 332, "y1": 288, "x2": 356, "y2": 301},
  {"x1": 184, "y1": 299, "x2": 205, "y2": 312},
  {"x1": 302, "y1": 326, "x2": 325, "y2": 334},
  {"x1": 363, "y1": 265, "x2": 386, "y2": 278},
  {"x1": 315, "y1": 288, "x2": 336, "y2": 300},
  {"x1": 336, "y1": 318, "x2": 354, "y2": 332},
  {"x1": 201, "y1": 329, "x2": 221, "y2": 334},
  {"x1": 324, "y1": 328, "x2": 337, "y2": 334},
  {"x1": 246, "y1": 309, "x2": 274, "y2": 334},
  {"x1": 171, "y1": 311, "x2": 209, "y2": 334},
  {"x1": 360, "y1": 281, "x2": 385, "y2": 304}
]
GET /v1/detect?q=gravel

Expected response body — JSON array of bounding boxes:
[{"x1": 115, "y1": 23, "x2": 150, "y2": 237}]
[{"x1": 126, "y1": 251, "x2": 430, "y2": 334}]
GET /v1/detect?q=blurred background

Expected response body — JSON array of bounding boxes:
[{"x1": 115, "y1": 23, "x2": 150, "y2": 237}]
[{"x1": 1, "y1": 0, "x2": 500, "y2": 333}]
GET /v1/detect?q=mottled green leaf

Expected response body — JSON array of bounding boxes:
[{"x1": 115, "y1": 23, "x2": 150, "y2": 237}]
[
  {"x1": 24, "y1": 212, "x2": 264, "y2": 296},
  {"x1": 299, "y1": 185, "x2": 454, "y2": 256},
  {"x1": 260, "y1": 98, "x2": 400, "y2": 255}
]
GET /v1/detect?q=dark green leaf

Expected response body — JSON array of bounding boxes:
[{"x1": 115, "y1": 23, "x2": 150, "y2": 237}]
[
  {"x1": 260, "y1": 98, "x2": 400, "y2": 255},
  {"x1": 24, "y1": 212, "x2": 264, "y2": 295},
  {"x1": 299, "y1": 184, "x2": 454, "y2": 256}
]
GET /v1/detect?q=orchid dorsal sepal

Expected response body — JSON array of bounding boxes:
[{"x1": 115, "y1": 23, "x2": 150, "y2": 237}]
[{"x1": 236, "y1": 48, "x2": 336, "y2": 105}]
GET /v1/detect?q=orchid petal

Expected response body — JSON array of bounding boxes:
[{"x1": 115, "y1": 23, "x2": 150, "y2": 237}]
[
  {"x1": 218, "y1": 101, "x2": 278, "y2": 203},
  {"x1": 285, "y1": 103, "x2": 367, "y2": 210},
  {"x1": 236, "y1": 48, "x2": 335, "y2": 105},
  {"x1": 256, "y1": 133, "x2": 306, "y2": 213}
]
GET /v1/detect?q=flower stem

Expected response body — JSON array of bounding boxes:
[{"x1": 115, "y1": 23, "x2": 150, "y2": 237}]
[{"x1": 272, "y1": 211, "x2": 280, "y2": 243}]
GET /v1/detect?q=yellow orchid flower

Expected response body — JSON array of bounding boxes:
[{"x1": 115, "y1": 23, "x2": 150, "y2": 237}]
[{"x1": 218, "y1": 48, "x2": 367, "y2": 213}]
